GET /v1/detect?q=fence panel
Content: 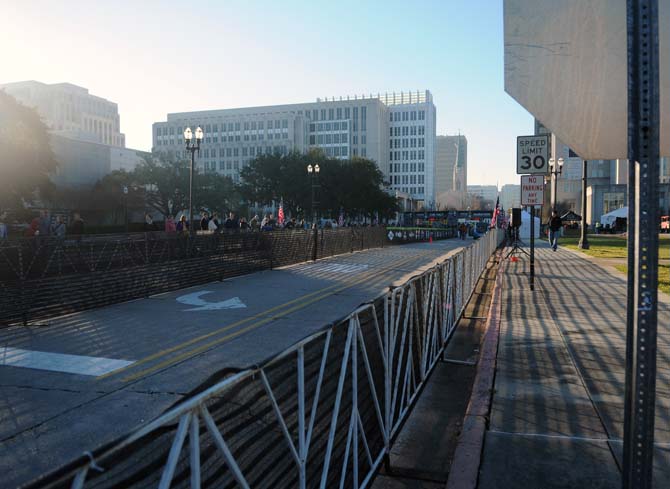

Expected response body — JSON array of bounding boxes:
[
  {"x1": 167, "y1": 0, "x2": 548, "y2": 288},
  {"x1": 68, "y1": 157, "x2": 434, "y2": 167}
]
[
  {"x1": 0, "y1": 228, "x2": 393, "y2": 327},
  {"x1": 23, "y1": 229, "x2": 503, "y2": 489}
]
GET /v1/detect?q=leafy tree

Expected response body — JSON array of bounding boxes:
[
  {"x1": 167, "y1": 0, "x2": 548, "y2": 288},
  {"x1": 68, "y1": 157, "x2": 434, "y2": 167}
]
[
  {"x1": 0, "y1": 90, "x2": 58, "y2": 212},
  {"x1": 239, "y1": 150, "x2": 398, "y2": 219},
  {"x1": 131, "y1": 154, "x2": 240, "y2": 217}
]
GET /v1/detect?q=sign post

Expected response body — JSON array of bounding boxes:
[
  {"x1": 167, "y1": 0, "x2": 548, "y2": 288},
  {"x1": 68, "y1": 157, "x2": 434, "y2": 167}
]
[{"x1": 521, "y1": 175, "x2": 545, "y2": 291}]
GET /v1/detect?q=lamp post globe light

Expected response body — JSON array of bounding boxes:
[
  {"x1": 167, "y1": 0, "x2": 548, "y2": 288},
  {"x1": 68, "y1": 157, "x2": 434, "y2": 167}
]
[
  {"x1": 307, "y1": 163, "x2": 321, "y2": 226},
  {"x1": 548, "y1": 157, "x2": 564, "y2": 212},
  {"x1": 183, "y1": 126, "x2": 204, "y2": 235}
]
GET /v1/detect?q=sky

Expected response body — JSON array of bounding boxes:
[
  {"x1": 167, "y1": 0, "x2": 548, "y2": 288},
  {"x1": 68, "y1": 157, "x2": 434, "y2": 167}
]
[{"x1": 1, "y1": 0, "x2": 534, "y2": 186}]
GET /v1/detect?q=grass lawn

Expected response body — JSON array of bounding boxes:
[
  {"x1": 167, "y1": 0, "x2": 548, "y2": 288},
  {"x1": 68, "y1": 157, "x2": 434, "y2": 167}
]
[
  {"x1": 561, "y1": 235, "x2": 670, "y2": 260},
  {"x1": 615, "y1": 264, "x2": 670, "y2": 295}
]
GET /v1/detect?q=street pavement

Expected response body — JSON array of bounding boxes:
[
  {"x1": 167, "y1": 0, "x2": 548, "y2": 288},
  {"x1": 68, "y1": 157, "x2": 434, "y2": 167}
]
[
  {"x1": 0, "y1": 239, "x2": 470, "y2": 488},
  {"x1": 479, "y1": 240, "x2": 670, "y2": 488}
]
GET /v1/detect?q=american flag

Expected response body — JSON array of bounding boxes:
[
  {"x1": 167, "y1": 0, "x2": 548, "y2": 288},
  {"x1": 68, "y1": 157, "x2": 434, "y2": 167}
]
[
  {"x1": 278, "y1": 201, "x2": 285, "y2": 225},
  {"x1": 491, "y1": 196, "x2": 500, "y2": 228},
  {"x1": 338, "y1": 207, "x2": 344, "y2": 227}
]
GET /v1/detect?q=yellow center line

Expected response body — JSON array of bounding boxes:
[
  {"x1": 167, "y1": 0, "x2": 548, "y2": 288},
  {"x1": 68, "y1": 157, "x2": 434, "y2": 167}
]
[
  {"x1": 98, "y1": 249, "x2": 432, "y2": 381},
  {"x1": 119, "y1": 250, "x2": 432, "y2": 383}
]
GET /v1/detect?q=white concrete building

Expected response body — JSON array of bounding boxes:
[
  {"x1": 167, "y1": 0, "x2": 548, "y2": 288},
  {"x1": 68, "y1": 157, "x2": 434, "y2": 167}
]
[
  {"x1": 500, "y1": 184, "x2": 521, "y2": 210},
  {"x1": 1, "y1": 80, "x2": 145, "y2": 186},
  {"x1": 467, "y1": 185, "x2": 499, "y2": 208},
  {"x1": 1, "y1": 80, "x2": 126, "y2": 147},
  {"x1": 435, "y1": 135, "x2": 467, "y2": 209},
  {"x1": 153, "y1": 90, "x2": 438, "y2": 207}
]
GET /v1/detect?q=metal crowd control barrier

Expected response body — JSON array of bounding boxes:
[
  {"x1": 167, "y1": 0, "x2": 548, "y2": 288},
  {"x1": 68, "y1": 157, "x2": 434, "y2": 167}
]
[
  {"x1": 0, "y1": 227, "x2": 388, "y2": 327},
  {"x1": 24, "y1": 229, "x2": 503, "y2": 489}
]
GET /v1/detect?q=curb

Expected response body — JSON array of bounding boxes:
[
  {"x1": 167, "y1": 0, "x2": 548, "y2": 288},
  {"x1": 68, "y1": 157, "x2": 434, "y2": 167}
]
[{"x1": 445, "y1": 247, "x2": 506, "y2": 489}]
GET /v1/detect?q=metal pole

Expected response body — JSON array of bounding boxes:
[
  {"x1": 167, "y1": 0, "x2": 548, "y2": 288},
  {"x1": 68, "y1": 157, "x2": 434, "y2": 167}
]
[
  {"x1": 311, "y1": 175, "x2": 316, "y2": 226},
  {"x1": 189, "y1": 148, "x2": 194, "y2": 238},
  {"x1": 623, "y1": 1, "x2": 660, "y2": 488},
  {"x1": 529, "y1": 206, "x2": 535, "y2": 291},
  {"x1": 578, "y1": 160, "x2": 590, "y2": 249},
  {"x1": 552, "y1": 170, "x2": 558, "y2": 211}
]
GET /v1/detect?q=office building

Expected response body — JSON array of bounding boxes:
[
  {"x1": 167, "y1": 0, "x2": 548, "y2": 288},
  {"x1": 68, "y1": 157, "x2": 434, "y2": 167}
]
[
  {"x1": 467, "y1": 185, "x2": 498, "y2": 208},
  {"x1": 500, "y1": 184, "x2": 520, "y2": 210},
  {"x1": 153, "y1": 90, "x2": 438, "y2": 206},
  {"x1": 1, "y1": 80, "x2": 144, "y2": 186},
  {"x1": 1, "y1": 80, "x2": 126, "y2": 147},
  {"x1": 435, "y1": 135, "x2": 467, "y2": 209}
]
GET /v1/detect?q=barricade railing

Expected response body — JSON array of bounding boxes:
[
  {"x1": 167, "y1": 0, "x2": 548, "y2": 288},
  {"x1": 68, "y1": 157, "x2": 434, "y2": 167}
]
[
  {"x1": 0, "y1": 227, "x2": 389, "y2": 327},
  {"x1": 23, "y1": 229, "x2": 503, "y2": 489}
]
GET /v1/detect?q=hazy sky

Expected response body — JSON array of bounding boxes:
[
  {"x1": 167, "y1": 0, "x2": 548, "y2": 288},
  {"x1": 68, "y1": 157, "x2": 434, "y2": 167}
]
[{"x1": 1, "y1": 0, "x2": 533, "y2": 186}]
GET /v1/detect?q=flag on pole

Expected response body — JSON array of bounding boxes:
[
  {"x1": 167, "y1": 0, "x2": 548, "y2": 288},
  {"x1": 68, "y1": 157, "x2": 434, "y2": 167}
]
[
  {"x1": 491, "y1": 196, "x2": 500, "y2": 228},
  {"x1": 278, "y1": 200, "x2": 285, "y2": 225},
  {"x1": 338, "y1": 207, "x2": 345, "y2": 227}
]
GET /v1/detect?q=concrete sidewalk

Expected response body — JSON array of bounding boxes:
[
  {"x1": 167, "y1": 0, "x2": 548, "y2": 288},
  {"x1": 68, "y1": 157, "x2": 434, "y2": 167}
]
[{"x1": 478, "y1": 240, "x2": 670, "y2": 488}]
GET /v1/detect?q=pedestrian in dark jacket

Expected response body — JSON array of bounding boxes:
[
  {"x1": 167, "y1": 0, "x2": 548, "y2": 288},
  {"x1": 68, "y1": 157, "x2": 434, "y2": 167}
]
[
  {"x1": 70, "y1": 213, "x2": 84, "y2": 236},
  {"x1": 548, "y1": 210, "x2": 562, "y2": 251}
]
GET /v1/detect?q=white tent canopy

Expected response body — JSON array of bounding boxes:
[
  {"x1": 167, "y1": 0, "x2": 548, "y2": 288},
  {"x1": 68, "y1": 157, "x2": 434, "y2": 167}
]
[{"x1": 600, "y1": 206, "x2": 628, "y2": 226}]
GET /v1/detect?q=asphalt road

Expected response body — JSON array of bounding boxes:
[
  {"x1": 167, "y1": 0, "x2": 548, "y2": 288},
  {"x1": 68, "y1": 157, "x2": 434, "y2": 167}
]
[{"x1": 0, "y1": 238, "x2": 471, "y2": 488}]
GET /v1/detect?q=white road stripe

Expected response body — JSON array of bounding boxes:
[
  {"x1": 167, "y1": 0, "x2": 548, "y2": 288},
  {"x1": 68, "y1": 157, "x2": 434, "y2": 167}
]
[{"x1": 0, "y1": 347, "x2": 134, "y2": 376}]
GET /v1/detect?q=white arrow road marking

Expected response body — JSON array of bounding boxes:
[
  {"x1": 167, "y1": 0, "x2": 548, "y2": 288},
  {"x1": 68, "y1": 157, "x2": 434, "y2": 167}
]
[{"x1": 176, "y1": 291, "x2": 247, "y2": 312}]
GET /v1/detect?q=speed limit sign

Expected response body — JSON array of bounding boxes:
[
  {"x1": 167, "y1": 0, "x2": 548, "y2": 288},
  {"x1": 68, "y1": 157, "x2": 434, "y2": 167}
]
[{"x1": 517, "y1": 135, "x2": 550, "y2": 174}]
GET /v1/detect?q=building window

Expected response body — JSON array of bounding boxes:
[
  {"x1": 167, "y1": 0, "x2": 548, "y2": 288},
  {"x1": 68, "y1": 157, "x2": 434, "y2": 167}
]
[
  {"x1": 345, "y1": 107, "x2": 350, "y2": 119},
  {"x1": 603, "y1": 192, "x2": 625, "y2": 214},
  {"x1": 321, "y1": 109, "x2": 326, "y2": 120},
  {"x1": 329, "y1": 108, "x2": 334, "y2": 120}
]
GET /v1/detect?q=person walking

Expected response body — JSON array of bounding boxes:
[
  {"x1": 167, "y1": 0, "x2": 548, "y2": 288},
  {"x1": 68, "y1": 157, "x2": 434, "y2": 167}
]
[
  {"x1": 199, "y1": 212, "x2": 209, "y2": 232},
  {"x1": 50, "y1": 216, "x2": 66, "y2": 238},
  {"x1": 177, "y1": 215, "x2": 189, "y2": 235},
  {"x1": 144, "y1": 212, "x2": 154, "y2": 231},
  {"x1": 224, "y1": 212, "x2": 238, "y2": 231},
  {"x1": 548, "y1": 210, "x2": 563, "y2": 251},
  {"x1": 0, "y1": 212, "x2": 8, "y2": 239},
  {"x1": 165, "y1": 215, "x2": 176, "y2": 233},
  {"x1": 208, "y1": 215, "x2": 219, "y2": 232},
  {"x1": 70, "y1": 213, "x2": 84, "y2": 234},
  {"x1": 38, "y1": 210, "x2": 51, "y2": 237},
  {"x1": 250, "y1": 215, "x2": 260, "y2": 231}
]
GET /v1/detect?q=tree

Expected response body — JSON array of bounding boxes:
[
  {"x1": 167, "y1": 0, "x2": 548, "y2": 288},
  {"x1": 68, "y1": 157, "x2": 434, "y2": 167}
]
[
  {"x1": 239, "y1": 151, "x2": 398, "y2": 219},
  {"x1": 132, "y1": 154, "x2": 240, "y2": 217},
  {"x1": 0, "y1": 91, "x2": 58, "y2": 212}
]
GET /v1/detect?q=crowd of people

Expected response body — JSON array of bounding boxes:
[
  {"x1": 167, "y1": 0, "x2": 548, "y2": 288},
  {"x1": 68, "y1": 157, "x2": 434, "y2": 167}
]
[
  {"x1": 164, "y1": 211, "x2": 354, "y2": 235},
  {"x1": 0, "y1": 210, "x2": 85, "y2": 240},
  {"x1": 0, "y1": 209, "x2": 380, "y2": 240}
]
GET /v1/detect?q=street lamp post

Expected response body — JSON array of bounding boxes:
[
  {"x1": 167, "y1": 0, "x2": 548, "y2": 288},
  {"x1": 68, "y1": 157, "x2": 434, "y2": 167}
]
[
  {"x1": 123, "y1": 185, "x2": 129, "y2": 233},
  {"x1": 578, "y1": 160, "x2": 590, "y2": 249},
  {"x1": 548, "y1": 157, "x2": 564, "y2": 211},
  {"x1": 307, "y1": 163, "x2": 321, "y2": 226},
  {"x1": 183, "y1": 126, "x2": 204, "y2": 235}
]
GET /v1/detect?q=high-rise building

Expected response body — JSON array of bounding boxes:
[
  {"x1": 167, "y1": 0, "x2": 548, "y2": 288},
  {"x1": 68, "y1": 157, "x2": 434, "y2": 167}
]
[
  {"x1": 0, "y1": 81, "x2": 145, "y2": 186},
  {"x1": 500, "y1": 184, "x2": 521, "y2": 210},
  {"x1": 1, "y1": 80, "x2": 125, "y2": 147},
  {"x1": 152, "y1": 90, "x2": 438, "y2": 206},
  {"x1": 435, "y1": 134, "x2": 467, "y2": 208},
  {"x1": 467, "y1": 185, "x2": 498, "y2": 209}
]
